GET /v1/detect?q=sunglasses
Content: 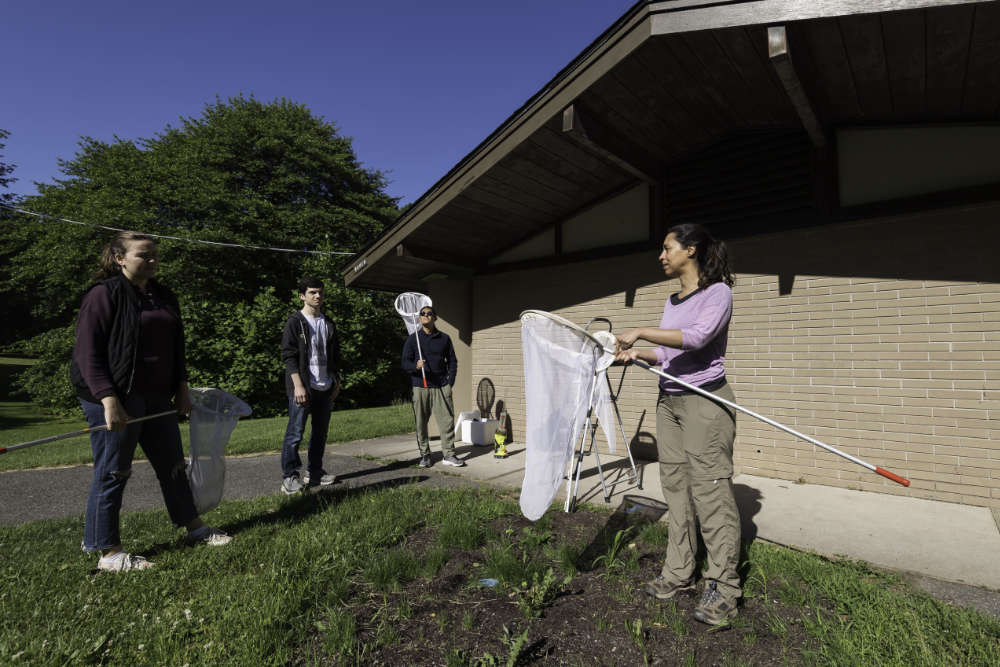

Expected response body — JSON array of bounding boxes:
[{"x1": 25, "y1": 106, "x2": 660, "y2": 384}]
[{"x1": 420, "y1": 311, "x2": 435, "y2": 317}]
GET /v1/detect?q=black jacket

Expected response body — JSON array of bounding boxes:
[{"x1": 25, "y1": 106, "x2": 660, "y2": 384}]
[
  {"x1": 281, "y1": 311, "x2": 342, "y2": 398},
  {"x1": 69, "y1": 274, "x2": 186, "y2": 403},
  {"x1": 401, "y1": 328, "x2": 457, "y2": 388}
]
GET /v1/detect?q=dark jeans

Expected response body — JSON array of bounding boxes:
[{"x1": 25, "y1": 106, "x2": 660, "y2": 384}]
[
  {"x1": 281, "y1": 387, "x2": 333, "y2": 478},
  {"x1": 81, "y1": 394, "x2": 198, "y2": 552}
]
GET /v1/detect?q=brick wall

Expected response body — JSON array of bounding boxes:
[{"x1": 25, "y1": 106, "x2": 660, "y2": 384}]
[{"x1": 469, "y1": 204, "x2": 1000, "y2": 508}]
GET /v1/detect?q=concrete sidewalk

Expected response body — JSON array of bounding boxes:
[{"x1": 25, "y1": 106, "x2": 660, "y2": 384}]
[{"x1": 339, "y1": 434, "x2": 1000, "y2": 593}]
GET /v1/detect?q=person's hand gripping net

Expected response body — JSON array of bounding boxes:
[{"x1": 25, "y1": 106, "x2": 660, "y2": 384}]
[{"x1": 614, "y1": 328, "x2": 642, "y2": 364}]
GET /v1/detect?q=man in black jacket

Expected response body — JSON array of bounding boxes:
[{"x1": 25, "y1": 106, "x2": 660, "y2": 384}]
[
  {"x1": 279, "y1": 277, "x2": 341, "y2": 494},
  {"x1": 402, "y1": 305, "x2": 463, "y2": 468}
]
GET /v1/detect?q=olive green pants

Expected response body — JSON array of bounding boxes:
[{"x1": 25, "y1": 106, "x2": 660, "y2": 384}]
[
  {"x1": 412, "y1": 385, "x2": 456, "y2": 457},
  {"x1": 656, "y1": 383, "x2": 741, "y2": 603}
]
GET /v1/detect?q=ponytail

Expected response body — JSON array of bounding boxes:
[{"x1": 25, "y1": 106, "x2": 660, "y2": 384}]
[
  {"x1": 94, "y1": 231, "x2": 155, "y2": 281},
  {"x1": 667, "y1": 223, "x2": 734, "y2": 288}
]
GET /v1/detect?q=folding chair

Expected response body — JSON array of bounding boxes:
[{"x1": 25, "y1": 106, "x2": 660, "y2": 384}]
[{"x1": 565, "y1": 317, "x2": 642, "y2": 511}]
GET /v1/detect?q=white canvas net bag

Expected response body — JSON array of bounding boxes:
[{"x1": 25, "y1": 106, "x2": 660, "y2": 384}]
[
  {"x1": 519, "y1": 311, "x2": 616, "y2": 520},
  {"x1": 186, "y1": 388, "x2": 252, "y2": 514}
]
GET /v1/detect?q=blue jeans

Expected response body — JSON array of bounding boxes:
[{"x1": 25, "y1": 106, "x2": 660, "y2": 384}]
[
  {"x1": 281, "y1": 387, "x2": 333, "y2": 478},
  {"x1": 81, "y1": 394, "x2": 198, "y2": 552}
]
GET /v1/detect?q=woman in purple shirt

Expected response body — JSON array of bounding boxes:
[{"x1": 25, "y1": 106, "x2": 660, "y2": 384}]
[
  {"x1": 71, "y1": 232, "x2": 231, "y2": 572},
  {"x1": 615, "y1": 223, "x2": 741, "y2": 626}
]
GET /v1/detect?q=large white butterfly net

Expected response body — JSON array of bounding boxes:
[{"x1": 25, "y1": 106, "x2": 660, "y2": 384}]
[
  {"x1": 394, "y1": 292, "x2": 432, "y2": 335},
  {"x1": 519, "y1": 311, "x2": 616, "y2": 520},
  {"x1": 187, "y1": 388, "x2": 252, "y2": 514}
]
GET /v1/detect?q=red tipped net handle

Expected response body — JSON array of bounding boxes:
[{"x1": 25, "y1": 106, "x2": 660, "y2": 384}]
[{"x1": 875, "y1": 467, "x2": 911, "y2": 487}]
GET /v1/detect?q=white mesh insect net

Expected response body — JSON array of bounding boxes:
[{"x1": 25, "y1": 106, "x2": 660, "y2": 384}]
[
  {"x1": 395, "y1": 292, "x2": 433, "y2": 388},
  {"x1": 186, "y1": 388, "x2": 252, "y2": 514},
  {"x1": 394, "y1": 292, "x2": 432, "y2": 335},
  {"x1": 519, "y1": 311, "x2": 617, "y2": 521}
]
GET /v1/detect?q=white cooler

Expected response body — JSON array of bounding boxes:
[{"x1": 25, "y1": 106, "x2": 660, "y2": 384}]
[{"x1": 461, "y1": 419, "x2": 500, "y2": 445}]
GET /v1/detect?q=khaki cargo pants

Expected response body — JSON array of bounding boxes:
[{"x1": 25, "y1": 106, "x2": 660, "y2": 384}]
[
  {"x1": 412, "y1": 385, "x2": 456, "y2": 458},
  {"x1": 656, "y1": 382, "x2": 741, "y2": 603}
]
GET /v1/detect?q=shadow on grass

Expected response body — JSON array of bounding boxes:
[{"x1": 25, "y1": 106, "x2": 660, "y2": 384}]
[
  {"x1": 138, "y1": 476, "x2": 429, "y2": 561},
  {"x1": 578, "y1": 495, "x2": 669, "y2": 572},
  {"x1": 577, "y1": 484, "x2": 763, "y2": 578},
  {"x1": 336, "y1": 457, "x2": 424, "y2": 482}
]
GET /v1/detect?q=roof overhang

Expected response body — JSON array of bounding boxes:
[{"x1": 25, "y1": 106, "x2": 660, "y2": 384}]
[{"x1": 345, "y1": 0, "x2": 995, "y2": 291}]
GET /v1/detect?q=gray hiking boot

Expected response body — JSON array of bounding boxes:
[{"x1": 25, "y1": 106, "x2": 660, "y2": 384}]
[
  {"x1": 642, "y1": 575, "x2": 696, "y2": 600},
  {"x1": 281, "y1": 474, "x2": 304, "y2": 495},
  {"x1": 418, "y1": 455, "x2": 433, "y2": 468},
  {"x1": 442, "y1": 455, "x2": 466, "y2": 467},
  {"x1": 693, "y1": 581, "x2": 738, "y2": 626}
]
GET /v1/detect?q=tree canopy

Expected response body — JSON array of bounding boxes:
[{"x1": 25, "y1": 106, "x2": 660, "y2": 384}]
[
  {"x1": 0, "y1": 129, "x2": 15, "y2": 202},
  {"x1": 2, "y1": 97, "x2": 409, "y2": 414},
  {"x1": 0, "y1": 128, "x2": 28, "y2": 345}
]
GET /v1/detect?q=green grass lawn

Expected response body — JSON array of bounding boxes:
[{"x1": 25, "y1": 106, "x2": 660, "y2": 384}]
[
  {"x1": 1, "y1": 485, "x2": 997, "y2": 665},
  {"x1": 0, "y1": 356, "x2": 414, "y2": 471},
  {"x1": 0, "y1": 403, "x2": 413, "y2": 472}
]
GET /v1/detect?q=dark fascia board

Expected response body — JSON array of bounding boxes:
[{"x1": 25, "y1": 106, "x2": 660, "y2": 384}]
[
  {"x1": 648, "y1": 0, "x2": 982, "y2": 34},
  {"x1": 344, "y1": 0, "x2": 984, "y2": 287}
]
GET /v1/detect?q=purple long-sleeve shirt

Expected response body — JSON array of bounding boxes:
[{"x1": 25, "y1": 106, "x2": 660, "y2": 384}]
[{"x1": 652, "y1": 282, "x2": 732, "y2": 393}]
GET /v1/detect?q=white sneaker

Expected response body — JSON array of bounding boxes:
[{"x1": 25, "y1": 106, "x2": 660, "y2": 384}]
[
  {"x1": 98, "y1": 552, "x2": 154, "y2": 572},
  {"x1": 186, "y1": 525, "x2": 233, "y2": 546}
]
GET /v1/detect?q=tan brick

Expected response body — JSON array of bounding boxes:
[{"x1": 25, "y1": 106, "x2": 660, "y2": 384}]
[{"x1": 935, "y1": 482, "x2": 991, "y2": 497}]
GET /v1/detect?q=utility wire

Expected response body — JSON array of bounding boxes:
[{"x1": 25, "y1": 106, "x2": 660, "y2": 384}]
[{"x1": 0, "y1": 202, "x2": 355, "y2": 256}]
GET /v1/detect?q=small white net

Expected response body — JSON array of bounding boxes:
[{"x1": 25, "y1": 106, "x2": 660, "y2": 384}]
[
  {"x1": 186, "y1": 388, "x2": 252, "y2": 514},
  {"x1": 394, "y1": 292, "x2": 432, "y2": 335},
  {"x1": 519, "y1": 311, "x2": 617, "y2": 520}
]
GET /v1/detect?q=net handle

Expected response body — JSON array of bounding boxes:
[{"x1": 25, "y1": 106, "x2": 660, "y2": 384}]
[
  {"x1": 519, "y1": 309, "x2": 911, "y2": 488},
  {"x1": 397, "y1": 292, "x2": 432, "y2": 388},
  {"x1": 1, "y1": 410, "x2": 178, "y2": 454}
]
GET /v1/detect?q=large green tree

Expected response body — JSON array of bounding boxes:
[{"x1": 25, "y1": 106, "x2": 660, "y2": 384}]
[
  {"x1": 3, "y1": 97, "x2": 408, "y2": 414},
  {"x1": 0, "y1": 128, "x2": 29, "y2": 346},
  {"x1": 0, "y1": 129, "x2": 15, "y2": 202}
]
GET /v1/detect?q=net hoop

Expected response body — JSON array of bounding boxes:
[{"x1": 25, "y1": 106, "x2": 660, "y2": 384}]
[
  {"x1": 395, "y1": 292, "x2": 432, "y2": 317},
  {"x1": 519, "y1": 310, "x2": 611, "y2": 354}
]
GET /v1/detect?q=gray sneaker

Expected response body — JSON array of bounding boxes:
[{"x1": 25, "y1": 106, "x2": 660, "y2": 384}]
[
  {"x1": 693, "y1": 581, "x2": 738, "y2": 626},
  {"x1": 643, "y1": 575, "x2": 696, "y2": 600},
  {"x1": 281, "y1": 474, "x2": 304, "y2": 495},
  {"x1": 303, "y1": 470, "x2": 337, "y2": 487},
  {"x1": 442, "y1": 455, "x2": 466, "y2": 467},
  {"x1": 418, "y1": 455, "x2": 433, "y2": 468}
]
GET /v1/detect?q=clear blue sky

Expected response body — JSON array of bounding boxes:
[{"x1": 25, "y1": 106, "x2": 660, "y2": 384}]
[{"x1": 3, "y1": 0, "x2": 634, "y2": 205}]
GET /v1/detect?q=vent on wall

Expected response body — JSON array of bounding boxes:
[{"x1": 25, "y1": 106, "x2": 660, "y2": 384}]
[{"x1": 665, "y1": 131, "x2": 816, "y2": 238}]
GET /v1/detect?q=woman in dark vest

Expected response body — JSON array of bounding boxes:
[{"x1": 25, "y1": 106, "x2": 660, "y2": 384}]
[{"x1": 71, "y1": 231, "x2": 231, "y2": 571}]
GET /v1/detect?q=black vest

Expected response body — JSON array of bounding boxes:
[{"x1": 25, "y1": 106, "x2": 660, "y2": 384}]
[{"x1": 69, "y1": 275, "x2": 182, "y2": 402}]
